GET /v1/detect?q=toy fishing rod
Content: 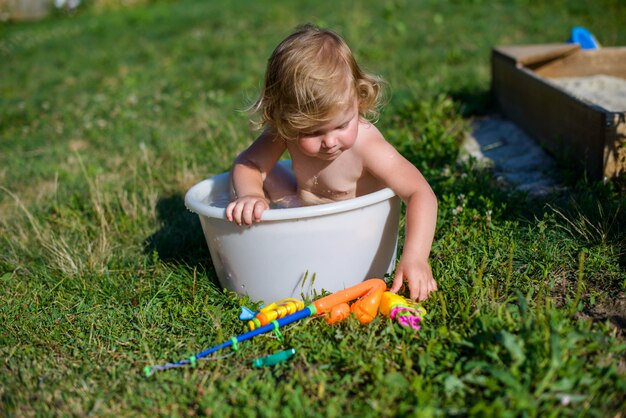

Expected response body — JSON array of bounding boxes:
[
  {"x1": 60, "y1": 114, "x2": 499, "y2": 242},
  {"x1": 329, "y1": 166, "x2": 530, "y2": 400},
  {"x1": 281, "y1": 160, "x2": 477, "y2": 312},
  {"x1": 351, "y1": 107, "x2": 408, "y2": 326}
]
[
  {"x1": 145, "y1": 301, "x2": 318, "y2": 375},
  {"x1": 145, "y1": 279, "x2": 424, "y2": 376}
]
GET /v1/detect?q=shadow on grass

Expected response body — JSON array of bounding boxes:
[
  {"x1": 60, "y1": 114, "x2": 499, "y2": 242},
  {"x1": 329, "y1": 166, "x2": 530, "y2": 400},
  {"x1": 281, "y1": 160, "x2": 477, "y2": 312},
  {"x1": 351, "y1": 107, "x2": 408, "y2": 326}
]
[
  {"x1": 144, "y1": 194, "x2": 218, "y2": 283},
  {"x1": 449, "y1": 86, "x2": 495, "y2": 117}
]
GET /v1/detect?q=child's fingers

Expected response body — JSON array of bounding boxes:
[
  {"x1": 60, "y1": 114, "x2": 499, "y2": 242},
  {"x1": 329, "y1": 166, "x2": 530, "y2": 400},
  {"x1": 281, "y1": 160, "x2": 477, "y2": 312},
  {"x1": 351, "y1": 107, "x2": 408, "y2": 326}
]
[
  {"x1": 430, "y1": 277, "x2": 438, "y2": 292},
  {"x1": 408, "y1": 281, "x2": 421, "y2": 301},
  {"x1": 233, "y1": 207, "x2": 244, "y2": 225},
  {"x1": 253, "y1": 200, "x2": 266, "y2": 222},
  {"x1": 409, "y1": 275, "x2": 437, "y2": 301},
  {"x1": 242, "y1": 202, "x2": 257, "y2": 225},
  {"x1": 238, "y1": 199, "x2": 268, "y2": 225},
  {"x1": 390, "y1": 271, "x2": 404, "y2": 293},
  {"x1": 411, "y1": 286, "x2": 429, "y2": 302},
  {"x1": 226, "y1": 202, "x2": 242, "y2": 224},
  {"x1": 225, "y1": 202, "x2": 235, "y2": 222},
  {"x1": 232, "y1": 201, "x2": 248, "y2": 225}
]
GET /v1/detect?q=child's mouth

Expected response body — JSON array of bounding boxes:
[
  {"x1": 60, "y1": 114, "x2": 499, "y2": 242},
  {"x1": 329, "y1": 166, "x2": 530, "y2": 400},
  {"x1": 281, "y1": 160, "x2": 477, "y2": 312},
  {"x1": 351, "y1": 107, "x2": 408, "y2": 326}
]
[{"x1": 322, "y1": 148, "x2": 341, "y2": 158}]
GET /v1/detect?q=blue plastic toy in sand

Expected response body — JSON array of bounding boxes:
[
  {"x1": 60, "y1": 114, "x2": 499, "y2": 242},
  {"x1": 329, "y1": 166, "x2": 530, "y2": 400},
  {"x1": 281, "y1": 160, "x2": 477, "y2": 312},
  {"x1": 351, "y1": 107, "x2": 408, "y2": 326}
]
[{"x1": 568, "y1": 26, "x2": 600, "y2": 50}]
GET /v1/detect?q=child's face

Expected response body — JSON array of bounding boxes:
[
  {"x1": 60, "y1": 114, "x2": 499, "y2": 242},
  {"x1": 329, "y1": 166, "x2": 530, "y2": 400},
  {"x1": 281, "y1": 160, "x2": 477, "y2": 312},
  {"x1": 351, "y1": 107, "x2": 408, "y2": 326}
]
[{"x1": 296, "y1": 102, "x2": 359, "y2": 161}]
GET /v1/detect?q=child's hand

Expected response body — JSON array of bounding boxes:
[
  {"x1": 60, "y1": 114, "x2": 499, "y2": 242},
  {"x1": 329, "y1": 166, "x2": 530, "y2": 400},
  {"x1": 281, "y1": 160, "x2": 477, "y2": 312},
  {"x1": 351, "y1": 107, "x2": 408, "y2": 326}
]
[
  {"x1": 226, "y1": 195, "x2": 269, "y2": 225},
  {"x1": 390, "y1": 257, "x2": 437, "y2": 301}
]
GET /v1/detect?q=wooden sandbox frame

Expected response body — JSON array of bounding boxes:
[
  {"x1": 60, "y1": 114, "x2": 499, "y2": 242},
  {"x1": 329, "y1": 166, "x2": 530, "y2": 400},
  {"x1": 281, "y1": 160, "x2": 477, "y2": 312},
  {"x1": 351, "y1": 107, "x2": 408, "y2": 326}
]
[{"x1": 492, "y1": 44, "x2": 626, "y2": 181}]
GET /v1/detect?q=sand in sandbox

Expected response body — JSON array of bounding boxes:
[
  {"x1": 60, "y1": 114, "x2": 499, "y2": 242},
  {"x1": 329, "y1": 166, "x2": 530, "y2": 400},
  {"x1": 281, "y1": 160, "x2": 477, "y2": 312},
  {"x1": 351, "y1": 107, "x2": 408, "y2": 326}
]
[{"x1": 548, "y1": 74, "x2": 626, "y2": 112}]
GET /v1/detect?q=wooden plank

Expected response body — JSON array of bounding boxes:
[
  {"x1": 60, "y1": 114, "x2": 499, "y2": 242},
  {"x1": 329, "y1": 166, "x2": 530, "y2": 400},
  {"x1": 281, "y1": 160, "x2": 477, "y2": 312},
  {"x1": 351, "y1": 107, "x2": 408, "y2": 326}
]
[
  {"x1": 493, "y1": 44, "x2": 580, "y2": 67},
  {"x1": 535, "y1": 48, "x2": 626, "y2": 78},
  {"x1": 603, "y1": 114, "x2": 626, "y2": 179}
]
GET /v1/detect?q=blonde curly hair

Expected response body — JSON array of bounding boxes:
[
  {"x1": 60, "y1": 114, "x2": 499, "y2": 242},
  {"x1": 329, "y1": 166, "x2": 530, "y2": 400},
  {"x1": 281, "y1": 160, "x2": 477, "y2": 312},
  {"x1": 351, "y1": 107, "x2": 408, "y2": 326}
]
[{"x1": 250, "y1": 24, "x2": 385, "y2": 141}]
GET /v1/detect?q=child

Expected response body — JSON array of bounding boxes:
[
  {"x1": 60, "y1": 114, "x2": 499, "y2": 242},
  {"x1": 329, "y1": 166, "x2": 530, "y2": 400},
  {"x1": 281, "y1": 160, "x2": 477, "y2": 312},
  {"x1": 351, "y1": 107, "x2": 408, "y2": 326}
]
[{"x1": 226, "y1": 24, "x2": 438, "y2": 301}]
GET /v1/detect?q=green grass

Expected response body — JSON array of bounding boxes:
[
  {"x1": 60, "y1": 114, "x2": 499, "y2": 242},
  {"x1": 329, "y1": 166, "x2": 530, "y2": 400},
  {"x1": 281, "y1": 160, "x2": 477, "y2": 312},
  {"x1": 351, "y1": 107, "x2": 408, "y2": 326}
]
[{"x1": 1, "y1": 0, "x2": 625, "y2": 416}]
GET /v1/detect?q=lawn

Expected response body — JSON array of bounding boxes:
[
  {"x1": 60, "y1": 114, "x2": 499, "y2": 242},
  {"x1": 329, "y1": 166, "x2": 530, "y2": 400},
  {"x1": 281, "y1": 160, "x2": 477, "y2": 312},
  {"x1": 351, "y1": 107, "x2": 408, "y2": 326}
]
[{"x1": 1, "y1": 0, "x2": 625, "y2": 416}]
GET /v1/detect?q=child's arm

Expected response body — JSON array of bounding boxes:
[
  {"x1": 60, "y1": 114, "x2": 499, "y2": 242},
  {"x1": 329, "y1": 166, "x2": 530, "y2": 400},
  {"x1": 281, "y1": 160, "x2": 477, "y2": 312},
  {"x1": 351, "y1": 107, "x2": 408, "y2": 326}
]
[
  {"x1": 226, "y1": 130, "x2": 286, "y2": 225},
  {"x1": 358, "y1": 124, "x2": 438, "y2": 301},
  {"x1": 392, "y1": 186, "x2": 438, "y2": 301}
]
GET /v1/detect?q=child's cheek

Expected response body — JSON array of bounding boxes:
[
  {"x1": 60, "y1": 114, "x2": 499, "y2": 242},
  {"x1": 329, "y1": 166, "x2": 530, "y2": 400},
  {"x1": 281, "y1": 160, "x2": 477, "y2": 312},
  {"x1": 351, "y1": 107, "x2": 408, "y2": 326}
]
[
  {"x1": 343, "y1": 125, "x2": 359, "y2": 148},
  {"x1": 297, "y1": 138, "x2": 320, "y2": 156}
]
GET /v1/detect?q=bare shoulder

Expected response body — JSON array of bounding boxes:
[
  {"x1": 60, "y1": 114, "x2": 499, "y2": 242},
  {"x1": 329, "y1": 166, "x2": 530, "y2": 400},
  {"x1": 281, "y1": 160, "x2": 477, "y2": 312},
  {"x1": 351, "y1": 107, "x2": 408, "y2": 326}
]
[
  {"x1": 353, "y1": 120, "x2": 398, "y2": 160},
  {"x1": 354, "y1": 119, "x2": 430, "y2": 200},
  {"x1": 355, "y1": 120, "x2": 386, "y2": 144}
]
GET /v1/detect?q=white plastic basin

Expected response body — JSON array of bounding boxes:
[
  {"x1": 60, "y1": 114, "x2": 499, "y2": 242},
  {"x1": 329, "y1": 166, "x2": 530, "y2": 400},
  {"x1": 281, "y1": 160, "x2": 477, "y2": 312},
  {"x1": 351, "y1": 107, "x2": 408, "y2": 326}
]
[{"x1": 185, "y1": 162, "x2": 401, "y2": 303}]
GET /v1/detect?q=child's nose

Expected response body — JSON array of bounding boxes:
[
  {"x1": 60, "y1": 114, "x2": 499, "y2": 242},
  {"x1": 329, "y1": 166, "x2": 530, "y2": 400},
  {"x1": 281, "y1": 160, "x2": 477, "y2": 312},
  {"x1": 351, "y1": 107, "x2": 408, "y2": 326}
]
[{"x1": 322, "y1": 134, "x2": 337, "y2": 148}]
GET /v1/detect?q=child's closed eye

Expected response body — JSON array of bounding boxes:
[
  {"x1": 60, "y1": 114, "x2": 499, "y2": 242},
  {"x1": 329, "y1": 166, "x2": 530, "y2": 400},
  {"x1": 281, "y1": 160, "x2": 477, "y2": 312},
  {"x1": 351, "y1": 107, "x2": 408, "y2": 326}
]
[{"x1": 301, "y1": 131, "x2": 322, "y2": 138}]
